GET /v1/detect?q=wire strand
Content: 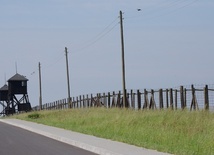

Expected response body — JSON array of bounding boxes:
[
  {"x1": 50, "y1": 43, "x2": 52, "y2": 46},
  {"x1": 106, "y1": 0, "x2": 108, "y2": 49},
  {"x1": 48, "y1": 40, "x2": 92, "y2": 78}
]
[
  {"x1": 72, "y1": 21, "x2": 119, "y2": 54},
  {"x1": 72, "y1": 17, "x2": 119, "y2": 54},
  {"x1": 126, "y1": 0, "x2": 199, "y2": 21}
]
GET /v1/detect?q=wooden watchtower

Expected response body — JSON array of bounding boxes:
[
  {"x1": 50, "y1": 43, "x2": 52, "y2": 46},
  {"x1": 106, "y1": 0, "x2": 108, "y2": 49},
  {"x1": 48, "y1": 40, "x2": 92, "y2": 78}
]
[
  {"x1": 6, "y1": 73, "x2": 31, "y2": 115},
  {"x1": 0, "y1": 84, "x2": 8, "y2": 115}
]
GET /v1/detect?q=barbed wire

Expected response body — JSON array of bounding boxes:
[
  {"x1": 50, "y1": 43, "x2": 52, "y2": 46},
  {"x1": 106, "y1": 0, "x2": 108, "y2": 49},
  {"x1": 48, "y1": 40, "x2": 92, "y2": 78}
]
[{"x1": 125, "y1": 0, "x2": 200, "y2": 21}]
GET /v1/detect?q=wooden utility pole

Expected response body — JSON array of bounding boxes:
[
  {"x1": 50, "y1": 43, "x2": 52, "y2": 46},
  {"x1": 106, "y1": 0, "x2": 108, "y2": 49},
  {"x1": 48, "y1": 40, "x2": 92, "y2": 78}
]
[
  {"x1": 65, "y1": 47, "x2": 71, "y2": 108},
  {"x1": 120, "y1": 10, "x2": 127, "y2": 107},
  {"x1": 38, "y1": 62, "x2": 42, "y2": 110}
]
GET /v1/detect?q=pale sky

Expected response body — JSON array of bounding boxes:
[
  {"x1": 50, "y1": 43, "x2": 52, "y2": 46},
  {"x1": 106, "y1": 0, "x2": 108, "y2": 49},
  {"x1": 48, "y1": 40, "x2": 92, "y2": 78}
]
[{"x1": 0, "y1": 0, "x2": 213, "y2": 108}]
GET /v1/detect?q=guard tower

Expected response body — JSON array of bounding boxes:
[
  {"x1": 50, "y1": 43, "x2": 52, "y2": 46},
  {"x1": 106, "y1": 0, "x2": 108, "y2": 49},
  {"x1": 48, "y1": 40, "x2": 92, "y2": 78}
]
[
  {"x1": 0, "y1": 84, "x2": 8, "y2": 115},
  {"x1": 6, "y1": 73, "x2": 31, "y2": 115}
]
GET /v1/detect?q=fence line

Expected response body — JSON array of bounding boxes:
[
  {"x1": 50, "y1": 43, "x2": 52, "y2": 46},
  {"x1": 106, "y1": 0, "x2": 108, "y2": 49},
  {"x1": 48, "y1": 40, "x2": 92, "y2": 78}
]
[{"x1": 32, "y1": 84, "x2": 214, "y2": 111}]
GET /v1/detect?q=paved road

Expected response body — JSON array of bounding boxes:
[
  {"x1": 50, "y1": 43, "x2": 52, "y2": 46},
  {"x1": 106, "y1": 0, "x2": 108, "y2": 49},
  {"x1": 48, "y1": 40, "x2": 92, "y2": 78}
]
[
  {"x1": 0, "y1": 119, "x2": 172, "y2": 155},
  {"x1": 0, "y1": 122, "x2": 97, "y2": 155}
]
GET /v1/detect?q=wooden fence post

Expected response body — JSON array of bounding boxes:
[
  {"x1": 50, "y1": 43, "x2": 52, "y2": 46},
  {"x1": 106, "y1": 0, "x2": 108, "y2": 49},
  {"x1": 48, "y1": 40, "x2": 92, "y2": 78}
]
[
  {"x1": 57, "y1": 100, "x2": 59, "y2": 109},
  {"x1": 112, "y1": 91, "x2": 115, "y2": 107},
  {"x1": 175, "y1": 89, "x2": 178, "y2": 110},
  {"x1": 180, "y1": 86, "x2": 184, "y2": 109},
  {"x1": 86, "y1": 95, "x2": 88, "y2": 108},
  {"x1": 125, "y1": 90, "x2": 129, "y2": 108},
  {"x1": 90, "y1": 94, "x2": 93, "y2": 108},
  {"x1": 159, "y1": 89, "x2": 164, "y2": 109},
  {"x1": 90, "y1": 94, "x2": 93, "y2": 107},
  {"x1": 166, "y1": 89, "x2": 169, "y2": 108},
  {"x1": 103, "y1": 93, "x2": 107, "y2": 107},
  {"x1": 117, "y1": 91, "x2": 121, "y2": 107},
  {"x1": 133, "y1": 90, "x2": 136, "y2": 109},
  {"x1": 184, "y1": 88, "x2": 187, "y2": 108},
  {"x1": 96, "y1": 93, "x2": 98, "y2": 107},
  {"x1": 204, "y1": 85, "x2": 209, "y2": 110},
  {"x1": 107, "y1": 92, "x2": 111, "y2": 108},
  {"x1": 143, "y1": 89, "x2": 149, "y2": 109},
  {"x1": 82, "y1": 95, "x2": 84, "y2": 108},
  {"x1": 137, "y1": 90, "x2": 141, "y2": 109},
  {"x1": 149, "y1": 89, "x2": 156, "y2": 109},
  {"x1": 190, "y1": 85, "x2": 199, "y2": 111},
  {"x1": 130, "y1": 90, "x2": 134, "y2": 109},
  {"x1": 170, "y1": 88, "x2": 174, "y2": 110},
  {"x1": 83, "y1": 95, "x2": 85, "y2": 108},
  {"x1": 79, "y1": 95, "x2": 82, "y2": 108},
  {"x1": 97, "y1": 93, "x2": 101, "y2": 107}
]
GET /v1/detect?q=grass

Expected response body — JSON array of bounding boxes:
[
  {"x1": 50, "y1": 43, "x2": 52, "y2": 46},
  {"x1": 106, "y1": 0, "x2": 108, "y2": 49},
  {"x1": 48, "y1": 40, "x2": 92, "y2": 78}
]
[{"x1": 10, "y1": 108, "x2": 214, "y2": 155}]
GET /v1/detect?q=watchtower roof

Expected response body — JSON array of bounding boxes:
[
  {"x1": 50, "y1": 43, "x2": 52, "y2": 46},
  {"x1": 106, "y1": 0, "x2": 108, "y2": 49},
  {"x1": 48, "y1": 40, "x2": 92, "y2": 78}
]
[
  {"x1": 0, "y1": 84, "x2": 8, "y2": 91},
  {"x1": 7, "y1": 73, "x2": 28, "y2": 82}
]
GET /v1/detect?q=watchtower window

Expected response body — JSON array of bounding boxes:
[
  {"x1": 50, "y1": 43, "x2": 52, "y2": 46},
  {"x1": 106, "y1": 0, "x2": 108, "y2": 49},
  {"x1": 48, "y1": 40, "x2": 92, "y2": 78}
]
[{"x1": 22, "y1": 81, "x2": 27, "y2": 87}]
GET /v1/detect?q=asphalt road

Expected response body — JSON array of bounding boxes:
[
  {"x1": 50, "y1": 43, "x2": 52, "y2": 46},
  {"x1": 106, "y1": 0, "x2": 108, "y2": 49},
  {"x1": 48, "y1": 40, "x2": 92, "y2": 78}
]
[{"x1": 0, "y1": 122, "x2": 97, "y2": 155}]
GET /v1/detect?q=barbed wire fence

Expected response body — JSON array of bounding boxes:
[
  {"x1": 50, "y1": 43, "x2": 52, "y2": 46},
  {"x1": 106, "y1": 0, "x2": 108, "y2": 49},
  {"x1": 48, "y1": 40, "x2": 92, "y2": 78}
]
[{"x1": 32, "y1": 84, "x2": 214, "y2": 112}]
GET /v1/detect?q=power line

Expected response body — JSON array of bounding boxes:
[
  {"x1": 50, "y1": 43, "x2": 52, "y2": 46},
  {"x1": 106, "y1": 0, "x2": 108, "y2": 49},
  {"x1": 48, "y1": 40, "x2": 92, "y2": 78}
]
[
  {"x1": 125, "y1": 0, "x2": 200, "y2": 21},
  {"x1": 27, "y1": 19, "x2": 119, "y2": 78},
  {"x1": 27, "y1": 17, "x2": 119, "y2": 79},
  {"x1": 43, "y1": 54, "x2": 64, "y2": 69},
  {"x1": 72, "y1": 17, "x2": 119, "y2": 54},
  {"x1": 27, "y1": 17, "x2": 120, "y2": 77},
  {"x1": 28, "y1": 51, "x2": 64, "y2": 80},
  {"x1": 72, "y1": 22, "x2": 119, "y2": 54},
  {"x1": 151, "y1": 0, "x2": 200, "y2": 20},
  {"x1": 79, "y1": 17, "x2": 118, "y2": 46}
]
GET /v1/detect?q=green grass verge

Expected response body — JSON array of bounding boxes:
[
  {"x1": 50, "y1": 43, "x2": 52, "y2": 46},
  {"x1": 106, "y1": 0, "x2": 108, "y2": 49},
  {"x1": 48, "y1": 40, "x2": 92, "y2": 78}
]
[{"x1": 10, "y1": 108, "x2": 214, "y2": 155}]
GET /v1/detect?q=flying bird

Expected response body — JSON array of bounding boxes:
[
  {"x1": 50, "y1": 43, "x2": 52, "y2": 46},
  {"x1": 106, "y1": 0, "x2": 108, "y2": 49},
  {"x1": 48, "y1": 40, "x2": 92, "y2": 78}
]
[{"x1": 137, "y1": 9, "x2": 141, "y2": 11}]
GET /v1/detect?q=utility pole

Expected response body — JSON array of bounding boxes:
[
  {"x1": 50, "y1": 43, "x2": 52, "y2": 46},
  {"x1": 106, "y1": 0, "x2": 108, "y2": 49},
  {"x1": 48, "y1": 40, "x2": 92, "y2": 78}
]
[
  {"x1": 38, "y1": 62, "x2": 42, "y2": 110},
  {"x1": 65, "y1": 47, "x2": 71, "y2": 108},
  {"x1": 120, "y1": 10, "x2": 127, "y2": 108}
]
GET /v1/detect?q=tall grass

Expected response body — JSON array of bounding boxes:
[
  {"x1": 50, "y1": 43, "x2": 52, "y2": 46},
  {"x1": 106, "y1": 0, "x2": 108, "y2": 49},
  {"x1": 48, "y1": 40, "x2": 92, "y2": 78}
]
[{"x1": 13, "y1": 108, "x2": 214, "y2": 155}]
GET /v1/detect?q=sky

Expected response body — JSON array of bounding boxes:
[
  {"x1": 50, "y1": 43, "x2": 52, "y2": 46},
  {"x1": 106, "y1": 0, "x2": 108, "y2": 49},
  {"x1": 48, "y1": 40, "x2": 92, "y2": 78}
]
[{"x1": 0, "y1": 0, "x2": 214, "y2": 109}]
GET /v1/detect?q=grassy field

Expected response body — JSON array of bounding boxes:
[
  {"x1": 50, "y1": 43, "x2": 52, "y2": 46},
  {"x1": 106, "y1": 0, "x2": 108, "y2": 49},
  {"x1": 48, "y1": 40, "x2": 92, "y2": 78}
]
[{"x1": 11, "y1": 108, "x2": 214, "y2": 155}]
